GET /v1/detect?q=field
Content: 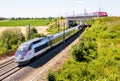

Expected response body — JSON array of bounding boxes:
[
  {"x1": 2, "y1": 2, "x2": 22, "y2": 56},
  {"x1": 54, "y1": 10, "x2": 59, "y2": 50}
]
[
  {"x1": 0, "y1": 26, "x2": 48, "y2": 35},
  {"x1": 48, "y1": 17, "x2": 120, "y2": 81},
  {"x1": 0, "y1": 19, "x2": 50, "y2": 26},
  {"x1": 0, "y1": 19, "x2": 53, "y2": 35}
]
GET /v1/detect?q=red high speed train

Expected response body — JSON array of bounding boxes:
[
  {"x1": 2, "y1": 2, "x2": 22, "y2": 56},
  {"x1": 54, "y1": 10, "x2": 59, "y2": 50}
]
[{"x1": 91, "y1": 12, "x2": 108, "y2": 17}]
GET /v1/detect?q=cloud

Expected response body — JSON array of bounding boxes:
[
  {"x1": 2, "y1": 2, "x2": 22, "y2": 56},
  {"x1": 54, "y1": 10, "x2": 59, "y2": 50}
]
[{"x1": 75, "y1": 0, "x2": 84, "y2": 4}]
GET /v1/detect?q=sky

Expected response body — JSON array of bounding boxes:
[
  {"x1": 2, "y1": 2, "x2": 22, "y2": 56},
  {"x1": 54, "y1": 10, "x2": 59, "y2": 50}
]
[{"x1": 0, "y1": 0, "x2": 120, "y2": 18}]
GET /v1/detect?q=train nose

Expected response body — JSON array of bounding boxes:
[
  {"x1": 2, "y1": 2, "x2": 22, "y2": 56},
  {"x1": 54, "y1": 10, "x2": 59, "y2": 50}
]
[{"x1": 16, "y1": 55, "x2": 24, "y2": 60}]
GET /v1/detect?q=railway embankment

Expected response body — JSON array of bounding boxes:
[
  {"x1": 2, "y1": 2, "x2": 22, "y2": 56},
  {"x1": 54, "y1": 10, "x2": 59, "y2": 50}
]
[{"x1": 47, "y1": 17, "x2": 120, "y2": 81}]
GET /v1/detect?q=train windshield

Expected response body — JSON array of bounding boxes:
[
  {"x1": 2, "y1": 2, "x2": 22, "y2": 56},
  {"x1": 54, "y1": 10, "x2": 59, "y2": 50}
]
[
  {"x1": 17, "y1": 45, "x2": 29, "y2": 52},
  {"x1": 15, "y1": 44, "x2": 29, "y2": 57}
]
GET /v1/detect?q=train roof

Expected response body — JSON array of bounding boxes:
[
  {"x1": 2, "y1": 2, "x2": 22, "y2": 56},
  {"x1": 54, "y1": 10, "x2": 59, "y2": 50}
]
[{"x1": 20, "y1": 37, "x2": 44, "y2": 46}]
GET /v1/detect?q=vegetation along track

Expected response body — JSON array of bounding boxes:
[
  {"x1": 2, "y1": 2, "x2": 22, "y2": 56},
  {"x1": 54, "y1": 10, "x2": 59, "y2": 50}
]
[{"x1": 0, "y1": 59, "x2": 22, "y2": 80}]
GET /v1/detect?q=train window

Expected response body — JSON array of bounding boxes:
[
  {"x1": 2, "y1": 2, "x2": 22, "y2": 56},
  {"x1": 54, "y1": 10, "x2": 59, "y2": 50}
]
[
  {"x1": 28, "y1": 43, "x2": 33, "y2": 50},
  {"x1": 34, "y1": 43, "x2": 48, "y2": 53},
  {"x1": 33, "y1": 39, "x2": 42, "y2": 44}
]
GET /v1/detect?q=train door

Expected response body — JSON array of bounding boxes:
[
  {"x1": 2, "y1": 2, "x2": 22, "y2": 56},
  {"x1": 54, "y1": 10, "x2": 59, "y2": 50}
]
[
  {"x1": 47, "y1": 36, "x2": 53, "y2": 47},
  {"x1": 28, "y1": 43, "x2": 34, "y2": 59}
]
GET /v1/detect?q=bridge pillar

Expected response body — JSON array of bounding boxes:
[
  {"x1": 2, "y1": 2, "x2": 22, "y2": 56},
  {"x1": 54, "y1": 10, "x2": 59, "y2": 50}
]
[
  {"x1": 66, "y1": 19, "x2": 81, "y2": 27},
  {"x1": 66, "y1": 19, "x2": 69, "y2": 27}
]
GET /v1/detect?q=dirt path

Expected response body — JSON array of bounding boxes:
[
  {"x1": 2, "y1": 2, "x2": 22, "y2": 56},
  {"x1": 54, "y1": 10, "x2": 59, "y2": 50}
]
[
  {"x1": 0, "y1": 26, "x2": 48, "y2": 35},
  {"x1": 35, "y1": 26, "x2": 48, "y2": 35},
  {"x1": 22, "y1": 33, "x2": 80, "y2": 81}
]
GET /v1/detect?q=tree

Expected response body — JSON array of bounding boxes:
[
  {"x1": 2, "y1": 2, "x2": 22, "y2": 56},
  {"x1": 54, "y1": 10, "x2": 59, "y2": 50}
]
[
  {"x1": 0, "y1": 28, "x2": 25, "y2": 50},
  {"x1": 26, "y1": 26, "x2": 44, "y2": 40}
]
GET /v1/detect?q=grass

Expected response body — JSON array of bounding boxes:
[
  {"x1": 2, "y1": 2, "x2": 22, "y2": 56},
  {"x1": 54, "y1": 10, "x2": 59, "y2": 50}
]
[
  {"x1": 0, "y1": 19, "x2": 51, "y2": 26},
  {"x1": 48, "y1": 17, "x2": 120, "y2": 81}
]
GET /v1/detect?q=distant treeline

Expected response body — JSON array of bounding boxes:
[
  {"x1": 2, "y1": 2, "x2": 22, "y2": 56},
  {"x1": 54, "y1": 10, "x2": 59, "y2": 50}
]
[{"x1": 0, "y1": 16, "x2": 64, "y2": 20}]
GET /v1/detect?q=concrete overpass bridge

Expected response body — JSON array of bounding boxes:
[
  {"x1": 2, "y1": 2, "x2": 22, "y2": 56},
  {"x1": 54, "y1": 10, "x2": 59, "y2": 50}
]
[{"x1": 66, "y1": 12, "x2": 108, "y2": 27}]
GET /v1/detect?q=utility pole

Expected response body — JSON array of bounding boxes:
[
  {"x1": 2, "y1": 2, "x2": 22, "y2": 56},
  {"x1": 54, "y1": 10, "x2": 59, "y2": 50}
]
[
  {"x1": 84, "y1": 9, "x2": 87, "y2": 24},
  {"x1": 63, "y1": 23, "x2": 65, "y2": 47},
  {"x1": 57, "y1": 17, "x2": 60, "y2": 31},
  {"x1": 66, "y1": 12, "x2": 68, "y2": 27},
  {"x1": 99, "y1": 8, "x2": 101, "y2": 17},
  {"x1": 28, "y1": 24, "x2": 31, "y2": 40},
  {"x1": 84, "y1": 9, "x2": 87, "y2": 16},
  {"x1": 99, "y1": 8, "x2": 101, "y2": 12},
  {"x1": 73, "y1": 11, "x2": 75, "y2": 27},
  {"x1": 73, "y1": 11, "x2": 75, "y2": 20},
  {"x1": 84, "y1": 9, "x2": 85, "y2": 16}
]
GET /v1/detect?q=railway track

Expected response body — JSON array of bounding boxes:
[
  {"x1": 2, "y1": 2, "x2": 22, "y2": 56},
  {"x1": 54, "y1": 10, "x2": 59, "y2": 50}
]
[
  {"x1": 0, "y1": 59, "x2": 14, "y2": 69},
  {"x1": 0, "y1": 59, "x2": 22, "y2": 81}
]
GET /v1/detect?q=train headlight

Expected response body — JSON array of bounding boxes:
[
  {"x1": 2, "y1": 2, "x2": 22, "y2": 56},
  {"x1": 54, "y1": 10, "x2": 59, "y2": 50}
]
[{"x1": 17, "y1": 55, "x2": 23, "y2": 60}]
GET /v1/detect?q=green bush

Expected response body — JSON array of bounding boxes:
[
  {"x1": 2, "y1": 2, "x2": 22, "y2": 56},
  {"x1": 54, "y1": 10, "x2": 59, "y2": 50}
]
[
  {"x1": 26, "y1": 27, "x2": 45, "y2": 40},
  {"x1": 47, "y1": 22, "x2": 66, "y2": 34},
  {"x1": 0, "y1": 28, "x2": 25, "y2": 55},
  {"x1": 51, "y1": 17, "x2": 120, "y2": 81},
  {"x1": 0, "y1": 47, "x2": 7, "y2": 55},
  {"x1": 71, "y1": 35, "x2": 98, "y2": 62},
  {"x1": 47, "y1": 71, "x2": 56, "y2": 81}
]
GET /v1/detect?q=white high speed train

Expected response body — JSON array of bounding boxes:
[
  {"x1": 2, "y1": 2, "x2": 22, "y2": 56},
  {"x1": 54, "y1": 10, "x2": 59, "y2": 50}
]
[{"x1": 14, "y1": 25, "x2": 83, "y2": 65}]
